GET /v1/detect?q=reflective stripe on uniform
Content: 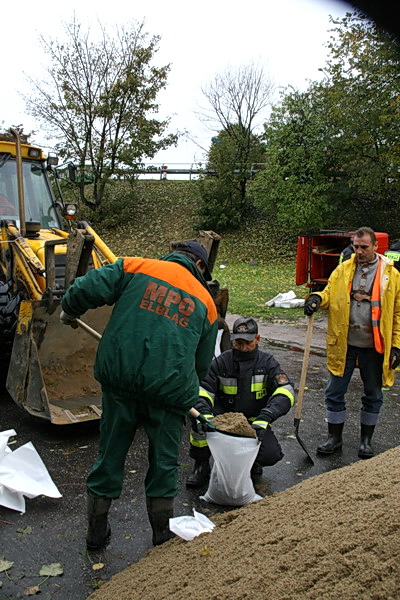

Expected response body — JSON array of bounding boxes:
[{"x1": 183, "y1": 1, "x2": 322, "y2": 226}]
[
  {"x1": 199, "y1": 386, "x2": 215, "y2": 406},
  {"x1": 252, "y1": 419, "x2": 269, "y2": 429},
  {"x1": 271, "y1": 384, "x2": 295, "y2": 406},
  {"x1": 189, "y1": 432, "x2": 209, "y2": 448},
  {"x1": 371, "y1": 259, "x2": 384, "y2": 354},
  {"x1": 385, "y1": 251, "x2": 400, "y2": 261},
  {"x1": 251, "y1": 374, "x2": 267, "y2": 399},
  {"x1": 219, "y1": 377, "x2": 237, "y2": 395}
]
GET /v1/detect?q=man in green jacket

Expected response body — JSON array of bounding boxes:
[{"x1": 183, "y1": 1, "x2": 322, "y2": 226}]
[
  {"x1": 60, "y1": 241, "x2": 218, "y2": 550},
  {"x1": 304, "y1": 227, "x2": 400, "y2": 459}
]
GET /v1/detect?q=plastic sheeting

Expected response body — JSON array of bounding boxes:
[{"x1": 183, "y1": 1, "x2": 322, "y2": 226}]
[{"x1": 0, "y1": 429, "x2": 62, "y2": 513}]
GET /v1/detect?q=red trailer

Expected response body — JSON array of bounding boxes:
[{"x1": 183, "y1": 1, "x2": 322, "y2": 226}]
[{"x1": 295, "y1": 229, "x2": 389, "y2": 292}]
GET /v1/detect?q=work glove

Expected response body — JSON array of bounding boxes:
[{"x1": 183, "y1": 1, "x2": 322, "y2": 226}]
[
  {"x1": 191, "y1": 413, "x2": 214, "y2": 434},
  {"x1": 60, "y1": 310, "x2": 79, "y2": 329},
  {"x1": 252, "y1": 408, "x2": 273, "y2": 441},
  {"x1": 304, "y1": 294, "x2": 321, "y2": 316},
  {"x1": 390, "y1": 347, "x2": 400, "y2": 369}
]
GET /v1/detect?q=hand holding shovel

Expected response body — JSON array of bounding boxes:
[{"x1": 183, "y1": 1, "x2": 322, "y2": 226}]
[{"x1": 189, "y1": 408, "x2": 216, "y2": 431}]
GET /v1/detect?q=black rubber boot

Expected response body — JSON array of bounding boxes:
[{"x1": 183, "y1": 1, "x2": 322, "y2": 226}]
[
  {"x1": 146, "y1": 497, "x2": 175, "y2": 546},
  {"x1": 186, "y1": 460, "x2": 210, "y2": 488},
  {"x1": 317, "y1": 422, "x2": 344, "y2": 455},
  {"x1": 358, "y1": 424, "x2": 375, "y2": 459},
  {"x1": 86, "y1": 495, "x2": 112, "y2": 551},
  {"x1": 250, "y1": 462, "x2": 263, "y2": 481}
]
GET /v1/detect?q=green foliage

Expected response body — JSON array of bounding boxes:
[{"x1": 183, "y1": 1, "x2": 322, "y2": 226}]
[
  {"x1": 323, "y1": 12, "x2": 400, "y2": 232},
  {"x1": 197, "y1": 127, "x2": 266, "y2": 231},
  {"x1": 26, "y1": 18, "x2": 178, "y2": 208},
  {"x1": 250, "y1": 86, "x2": 341, "y2": 234},
  {"x1": 196, "y1": 174, "x2": 244, "y2": 230},
  {"x1": 252, "y1": 11, "x2": 400, "y2": 235}
]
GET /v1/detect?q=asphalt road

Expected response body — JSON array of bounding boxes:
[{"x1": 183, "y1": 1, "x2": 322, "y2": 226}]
[{"x1": 1, "y1": 333, "x2": 400, "y2": 599}]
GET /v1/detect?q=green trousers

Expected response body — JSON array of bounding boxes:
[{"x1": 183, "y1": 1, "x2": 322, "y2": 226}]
[{"x1": 87, "y1": 387, "x2": 184, "y2": 499}]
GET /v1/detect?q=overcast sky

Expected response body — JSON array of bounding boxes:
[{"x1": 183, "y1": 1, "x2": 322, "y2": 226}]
[{"x1": 3, "y1": 0, "x2": 353, "y2": 165}]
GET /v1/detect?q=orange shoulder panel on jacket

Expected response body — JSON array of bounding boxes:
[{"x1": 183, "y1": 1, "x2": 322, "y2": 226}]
[{"x1": 123, "y1": 257, "x2": 217, "y2": 324}]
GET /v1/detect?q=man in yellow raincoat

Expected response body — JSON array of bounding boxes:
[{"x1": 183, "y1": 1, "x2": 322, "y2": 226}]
[{"x1": 304, "y1": 227, "x2": 400, "y2": 459}]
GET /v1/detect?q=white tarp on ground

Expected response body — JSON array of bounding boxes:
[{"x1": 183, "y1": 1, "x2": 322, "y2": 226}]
[
  {"x1": 169, "y1": 509, "x2": 215, "y2": 541},
  {"x1": 0, "y1": 429, "x2": 62, "y2": 513},
  {"x1": 265, "y1": 290, "x2": 305, "y2": 308}
]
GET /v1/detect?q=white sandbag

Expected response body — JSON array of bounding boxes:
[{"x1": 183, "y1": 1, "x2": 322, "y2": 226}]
[{"x1": 200, "y1": 431, "x2": 262, "y2": 506}]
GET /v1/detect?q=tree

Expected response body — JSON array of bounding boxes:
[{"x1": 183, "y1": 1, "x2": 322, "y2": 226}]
[
  {"x1": 252, "y1": 11, "x2": 400, "y2": 235},
  {"x1": 196, "y1": 63, "x2": 273, "y2": 230},
  {"x1": 324, "y1": 11, "x2": 400, "y2": 231},
  {"x1": 250, "y1": 85, "x2": 342, "y2": 233},
  {"x1": 25, "y1": 17, "x2": 178, "y2": 208},
  {"x1": 197, "y1": 126, "x2": 266, "y2": 230}
]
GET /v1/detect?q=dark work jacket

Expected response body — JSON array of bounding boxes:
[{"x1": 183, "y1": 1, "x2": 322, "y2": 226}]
[{"x1": 196, "y1": 347, "x2": 294, "y2": 422}]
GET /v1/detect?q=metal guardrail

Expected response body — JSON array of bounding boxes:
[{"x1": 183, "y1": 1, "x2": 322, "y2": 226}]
[{"x1": 131, "y1": 163, "x2": 266, "y2": 179}]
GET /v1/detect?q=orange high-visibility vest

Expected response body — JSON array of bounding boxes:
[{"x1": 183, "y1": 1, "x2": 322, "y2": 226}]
[{"x1": 371, "y1": 258, "x2": 384, "y2": 354}]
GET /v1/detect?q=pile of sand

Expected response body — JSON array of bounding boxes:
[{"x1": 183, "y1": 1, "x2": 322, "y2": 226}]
[
  {"x1": 212, "y1": 412, "x2": 257, "y2": 437},
  {"x1": 88, "y1": 446, "x2": 400, "y2": 600}
]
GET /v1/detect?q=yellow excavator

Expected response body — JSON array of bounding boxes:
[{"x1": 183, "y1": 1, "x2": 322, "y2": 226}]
[
  {"x1": 0, "y1": 129, "x2": 229, "y2": 425},
  {"x1": 0, "y1": 129, "x2": 119, "y2": 424}
]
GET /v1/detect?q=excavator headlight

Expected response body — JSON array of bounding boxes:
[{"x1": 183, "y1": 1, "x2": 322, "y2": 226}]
[
  {"x1": 47, "y1": 154, "x2": 59, "y2": 167},
  {"x1": 63, "y1": 203, "x2": 78, "y2": 220},
  {"x1": 28, "y1": 148, "x2": 41, "y2": 158}
]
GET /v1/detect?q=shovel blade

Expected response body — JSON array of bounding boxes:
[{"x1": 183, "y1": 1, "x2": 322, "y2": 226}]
[{"x1": 294, "y1": 419, "x2": 315, "y2": 465}]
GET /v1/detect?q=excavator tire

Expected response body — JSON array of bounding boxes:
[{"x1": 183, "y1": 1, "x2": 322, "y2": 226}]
[{"x1": 0, "y1": 281, "x2": 20, "y2": 387}]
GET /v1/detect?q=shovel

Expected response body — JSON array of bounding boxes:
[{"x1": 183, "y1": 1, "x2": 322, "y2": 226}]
[
  {"x1": 76, "y1": 318, "x2": 102, "y2": 341},
  {"x1": 76, "y1": 322, "x2": 253, "y2": 439},
  {"x1": 189, "y1": 408, "x2": 256, "y2": 438},
  {"x1": 294, "y1": 313, "x2": 315, "y2": 464},
  {"x1": 189, "y1": 407, "x2": 217, "y2": 431}
]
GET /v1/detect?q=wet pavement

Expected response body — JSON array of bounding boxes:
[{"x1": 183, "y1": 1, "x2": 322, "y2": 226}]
[{"x1": 1, "y1": 315, "x2": 400, "y2": 599}]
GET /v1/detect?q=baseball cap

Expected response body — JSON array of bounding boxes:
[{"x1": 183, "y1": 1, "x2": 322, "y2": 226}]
[
  {"x1": 231, "y1": 317, "x2": 258, "y2": 341},
  {"x1": 174, "y1": 241, "x2": 212, "y2": 280}
]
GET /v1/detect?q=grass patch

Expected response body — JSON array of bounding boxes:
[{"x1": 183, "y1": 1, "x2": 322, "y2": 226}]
[
  {"x1": 214, "y1": 260, "x2": 308, "y2": 320},
  {"x1": 76, "y1": 180, "x2": 309, "y2": 320}
]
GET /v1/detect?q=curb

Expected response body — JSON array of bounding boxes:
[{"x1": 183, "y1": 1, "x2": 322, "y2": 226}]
[{"x1": 262, "y1": 337, "x2": 327, "y2": 357}]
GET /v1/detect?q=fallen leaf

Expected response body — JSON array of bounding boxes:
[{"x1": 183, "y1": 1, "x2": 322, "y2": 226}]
[
  {"x1": 39, "y1": 563, "x2": 63, "y2": 577},
  {"x1": 296, "y1": 472, "x2": 303, "y2": 477},
  {"x1": 92, "y1": 563, "x2": 104, "y2": 571},
  {"x1": 24, "y1": 585, "x2": 41, "y2": 595},
  {"x1": 124, "y1": 536, "x2": 131, "y2": 540},
  {"x1": 0, "y1": 559, "x2": 14, "y2": 573},
  {"x1": 128, "y1": 470, "x2": 137, "y2": 474},
  {"x1": 286, "y1": 434, "x2": 296, "y2": 439},
  {"x1": 201, "y1": 546, "x2": 210, "y2": 556},
  {"x1": 17, "y1": 526, "x2": 33, "y2": 538}
]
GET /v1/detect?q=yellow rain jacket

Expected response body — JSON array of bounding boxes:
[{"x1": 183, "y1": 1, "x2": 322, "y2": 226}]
[{"x1": 314, "y1": 254, "x2": 400, "y2": 387}]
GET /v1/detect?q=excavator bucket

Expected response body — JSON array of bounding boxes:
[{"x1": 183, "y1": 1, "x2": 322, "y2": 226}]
[{"x1": 6, "y1": 300, "x2": 111, "y2": 425}]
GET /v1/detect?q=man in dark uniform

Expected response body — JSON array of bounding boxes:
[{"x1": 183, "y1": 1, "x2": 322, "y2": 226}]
[{"x1": 186, "y1": 316, "x2": 295, "y2": 487}]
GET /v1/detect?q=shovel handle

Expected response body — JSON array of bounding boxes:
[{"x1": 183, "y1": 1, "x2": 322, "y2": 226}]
[
  {"x1": 76, "y1": 318, "x2": 102, "y2": 341},
  {"x1": 188, "y1": 408, "x2": 216, "y2": 430},
  {"x1": 295, "y1": 313, "x2": 314, "y2": 420}
]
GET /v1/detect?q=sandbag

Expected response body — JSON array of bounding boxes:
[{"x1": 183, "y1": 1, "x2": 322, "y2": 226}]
[{"x1": 200, "y1": 431, "x2": 262, "y2": 506}]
